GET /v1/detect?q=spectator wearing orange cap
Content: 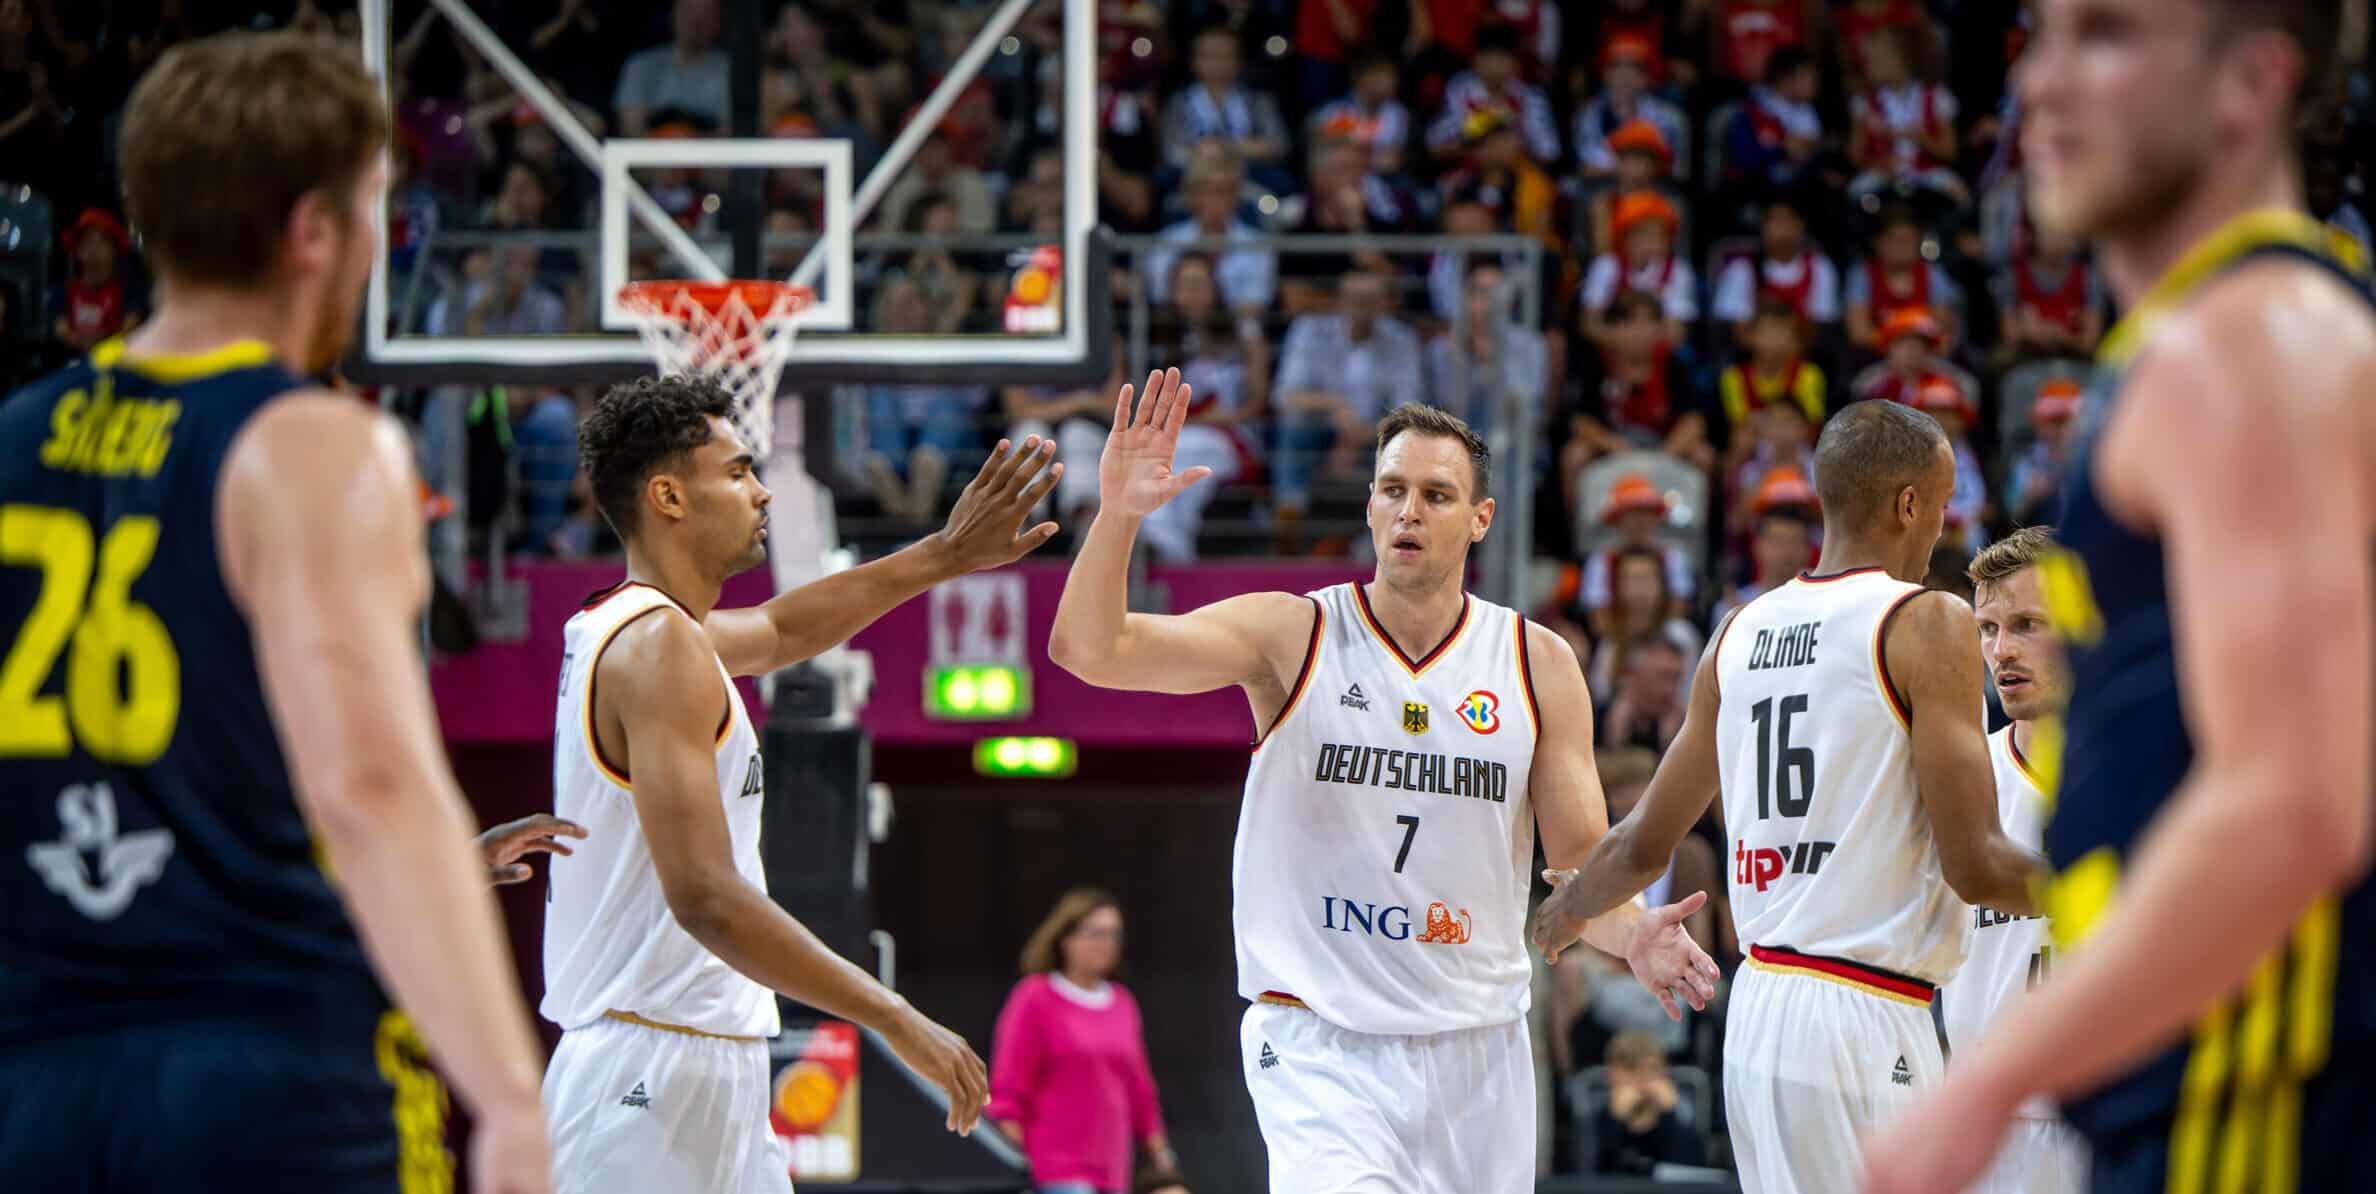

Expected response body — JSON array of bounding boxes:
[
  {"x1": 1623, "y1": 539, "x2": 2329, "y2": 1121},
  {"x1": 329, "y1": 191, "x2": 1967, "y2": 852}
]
[
  {"x1": 1582, "y1": 119, "x2": 1682, "y2": 261},
  {"x1": 1713, "y1": 0, "x2": 1816, "y2": 86},
  {"x1": 1910, "y1": 376, "x2": 1989, "y2": 541},
  {"x1": 1580, "y1": 475, "x2": 1698, "y2": 634},
  {"x1": 1574, "y1": 36, "x2": 1687, "y2": 182},
  {"x1": 1585, "y1": 542, "x2": 1705, "y2": 704},
  {"x1": 1845, "y1": 204, "x2": 1966, "y2": 351},
  {"x1": 1712, "y1": 499, "x2": 1819, "y2": 627},
  {"x1": 1850, "y1": 307, "x2": 1978, "y2": 408},
  {"x1": 1582, "y1": 190, "x2": 1693, "y2": 350},
  {"x1": 50, "y1": 209, "x2": 148, "y2": 356},
  {"x1": 1993, "y1": 216, "x2": 2104, "y2": 365},
  {"x1": 1724, "y1": 400, "x2": 1818, "y2": 549},
  {"x1": 1306, "y1": 53, "x2": 1410, "y2": 178},
  {"x1": 2007, "y1": 378, "x2": 2083, "y2": 524}
]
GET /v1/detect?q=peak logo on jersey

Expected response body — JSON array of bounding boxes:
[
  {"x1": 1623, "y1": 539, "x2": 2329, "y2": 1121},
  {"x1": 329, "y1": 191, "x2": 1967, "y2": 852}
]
[
  {"x1": 1456, "y1": 691, "x2": 1500, "y2": 734},
  {"x1": 1734, "y1": 837, "x2": 1838, "y2": 892},
  {"x1": 1402, "y1": 702, "x2": 1429, "y2": 734},
  {"x1": 738, "y1": 753, "x2": 763, "y2": 798},
  {"x1": 1340, "y1": 683, "x2": 1371, "y2": 711},
  {"x1": 1258, "y1": 1042, "x2": 1280, "y2": 1070},
  {"x1": 1415, "y1": 902, "x2": 1473, "y2": 944},
  {"x1": 1891, "y1": 1056, "x2": 1912, "y2": 1087}
]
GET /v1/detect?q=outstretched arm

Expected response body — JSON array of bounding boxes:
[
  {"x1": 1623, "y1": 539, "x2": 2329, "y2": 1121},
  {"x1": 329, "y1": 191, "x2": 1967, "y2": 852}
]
[
  {"x1": 1863, "y1": 273, "x2": 2376, "y2": 1194},
  {"x1": 1891, "y1": 590, "x2": 2044, "y2": 913},
  {"x1": 704, "y1": 437, "x2": 1062, "y2": 677},
  {"x1": 1526, "y1": 622, "x2": 1720, "y2": 1018},
  {"x1": 1533, "y1": 621, "x2": 1729, "y2": 961},
  {"x1": 1048, "y1": 369, "x2": 1310, "y2": 696}
]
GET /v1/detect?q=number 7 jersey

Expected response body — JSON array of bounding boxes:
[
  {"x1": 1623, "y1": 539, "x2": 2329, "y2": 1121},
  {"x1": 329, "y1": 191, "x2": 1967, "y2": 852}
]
[{"x1": 1713, "y1": 568, "x2": 1971, "y2": 987}]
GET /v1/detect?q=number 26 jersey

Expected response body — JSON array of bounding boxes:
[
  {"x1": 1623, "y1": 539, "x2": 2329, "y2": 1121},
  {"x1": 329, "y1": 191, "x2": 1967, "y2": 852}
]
[{"x1": 1712, "y1": 568, "x2": 1971, "y2": 987}]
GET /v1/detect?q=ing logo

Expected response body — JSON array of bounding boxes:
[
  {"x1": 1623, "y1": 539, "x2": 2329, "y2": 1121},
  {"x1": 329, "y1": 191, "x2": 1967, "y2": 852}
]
[
  {"x1": 1416, "y1": 902, "x2": 1472, "y2": 945},
  {"x1": 1456, "y1": 690, "x2": 1499, "y2": 734}
]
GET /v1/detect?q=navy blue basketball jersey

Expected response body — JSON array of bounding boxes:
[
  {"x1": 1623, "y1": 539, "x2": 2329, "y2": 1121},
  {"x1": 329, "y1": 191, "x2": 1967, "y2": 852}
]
[
  {"x1": 0, "y1": 337, "x2": 387, "y2": 1042},
  {"x1": 2040, "y1": 210, "x2": 2376, "y2": 1187}
]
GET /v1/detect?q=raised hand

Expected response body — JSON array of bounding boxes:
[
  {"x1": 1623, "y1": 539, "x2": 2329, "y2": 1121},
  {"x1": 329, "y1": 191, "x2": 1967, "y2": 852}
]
[
  {"x1": 884, "y1": 1007, "x2": 990, "y2": 1136},
  {"x1": 932, "y1": 436, "x2": 1064, "y2": 571},
  {"x1": 1099, "y1": 368, "x2": 1212, "y2": 517},
  {"x1": 476, "y1": 813, "x2": 588, "y2": 885}
]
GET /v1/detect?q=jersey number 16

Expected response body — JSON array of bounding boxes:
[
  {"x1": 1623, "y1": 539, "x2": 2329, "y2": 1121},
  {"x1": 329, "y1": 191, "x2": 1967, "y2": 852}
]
[{"x1": 1749, "y1": 694, "x2": 1816, "y2": 820}]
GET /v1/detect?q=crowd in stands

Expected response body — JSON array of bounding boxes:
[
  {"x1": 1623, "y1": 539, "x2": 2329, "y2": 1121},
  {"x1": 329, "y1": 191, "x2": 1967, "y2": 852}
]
[{"x1": 5, "y1": 0, "x2": 2375, "y2": 1176}]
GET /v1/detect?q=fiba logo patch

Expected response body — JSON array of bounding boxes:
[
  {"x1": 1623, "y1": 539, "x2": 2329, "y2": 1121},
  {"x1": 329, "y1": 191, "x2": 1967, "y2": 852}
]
[{"x1": 1456, "y1": 690, "x2": 1500, "y2": 734}]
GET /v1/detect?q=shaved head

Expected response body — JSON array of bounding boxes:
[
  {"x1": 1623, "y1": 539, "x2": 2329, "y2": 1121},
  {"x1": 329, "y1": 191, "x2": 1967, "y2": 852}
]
[{"x1": 1814, "y1": 400, "x2": 1951, "y2": 532}]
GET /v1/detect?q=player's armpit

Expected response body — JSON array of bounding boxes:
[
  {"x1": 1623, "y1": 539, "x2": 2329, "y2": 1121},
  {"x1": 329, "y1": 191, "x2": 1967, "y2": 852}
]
[
  {"x1": 1526, "y1": 621, "x2": 1611, "y2": 867},
  {"x1": 1049, "y1": 589, "x2": 1312, "y2": 697},
  {"x1": 1886, "y1": 590, "x2": 2043, "y2": 912}
]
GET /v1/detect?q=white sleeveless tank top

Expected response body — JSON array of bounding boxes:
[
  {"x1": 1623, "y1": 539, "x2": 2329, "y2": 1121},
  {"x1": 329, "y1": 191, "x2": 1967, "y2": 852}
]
[
  {"x1": 1713, "y1": 568, "x2": 1972, "y2": 986},
  {"x1": 540, "y1": 582, "x2": 776, "y2": 1039},
  {"x1": 1942, "y1": 726, "x2": 2057, "y2": 1119},
  {"x1": 1235, "y1": 583, "x2": 1539, "y2": 1036}
]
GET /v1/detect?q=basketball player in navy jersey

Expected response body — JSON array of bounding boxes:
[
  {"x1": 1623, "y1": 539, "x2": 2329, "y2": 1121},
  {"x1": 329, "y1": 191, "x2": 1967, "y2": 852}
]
[
  {"x1": 1864, "y1": 1, "x2": 2376, "y2": 1191},
  {"x1": 0, "y1": 33, "x2": 552, "y2": 1193}
]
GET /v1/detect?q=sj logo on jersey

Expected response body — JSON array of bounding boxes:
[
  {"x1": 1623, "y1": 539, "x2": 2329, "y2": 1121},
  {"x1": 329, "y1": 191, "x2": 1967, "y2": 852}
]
[
  {"x1": 1401, "y1": 702, "x2": 1429, "y2": 734},
  {"x1": 1456, "y1": 690, "x2": 1500, "y2": 734}
]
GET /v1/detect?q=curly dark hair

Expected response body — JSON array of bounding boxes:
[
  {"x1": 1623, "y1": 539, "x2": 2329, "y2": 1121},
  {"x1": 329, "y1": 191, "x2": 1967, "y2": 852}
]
[{"x1": 578, "y1": 374, "x2": 736, "y2": 538}]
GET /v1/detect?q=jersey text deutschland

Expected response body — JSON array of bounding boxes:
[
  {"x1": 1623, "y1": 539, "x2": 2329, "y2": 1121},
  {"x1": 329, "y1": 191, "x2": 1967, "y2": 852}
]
[{"x1": 1312, "y1": 741, "x2": 1509, "y2": 803}]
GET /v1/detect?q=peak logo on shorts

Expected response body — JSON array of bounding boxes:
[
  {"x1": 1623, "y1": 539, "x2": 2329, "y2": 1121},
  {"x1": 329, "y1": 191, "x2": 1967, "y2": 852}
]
[
  {"x1": 1321, "y1": 895, "x2": 1473, "y2": 945},
  {"x1": 1734, "y1": 838, "x2": 1838, "y2": 892},
  {"x1": 1456, "y1": 690, "x2": 1500, "y2": 734}
]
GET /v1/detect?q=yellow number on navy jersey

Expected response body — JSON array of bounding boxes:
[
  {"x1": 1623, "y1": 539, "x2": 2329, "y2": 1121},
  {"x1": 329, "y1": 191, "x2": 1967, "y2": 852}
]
[{"x1": 0, "y1": 505, "x2": 181, "y2": 763}]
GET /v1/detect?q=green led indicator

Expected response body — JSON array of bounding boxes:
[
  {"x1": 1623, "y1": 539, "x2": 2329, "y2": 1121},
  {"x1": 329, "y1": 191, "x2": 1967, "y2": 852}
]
[
  {"x1": 974, "y1": 737, "x2": 1076, "y2": 778},
  {"x1": 925, "y1": 664, "x2": 1030, "y2": 720}
]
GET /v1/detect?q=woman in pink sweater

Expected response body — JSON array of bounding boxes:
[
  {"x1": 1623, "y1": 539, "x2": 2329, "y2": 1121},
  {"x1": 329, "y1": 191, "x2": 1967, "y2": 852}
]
[{"x1": 989, "y1": 889, "x2": 1174, "y2": 1194}]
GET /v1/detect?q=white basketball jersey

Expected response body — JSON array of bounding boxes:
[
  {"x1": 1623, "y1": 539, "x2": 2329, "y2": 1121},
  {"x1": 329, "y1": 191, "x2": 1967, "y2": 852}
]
[
  {"x1": 1235, "y1": 583, "x2": 1539, "y2": 1036},
  {"x1": 1942, "y1": 726, "x2": 2058, "y2": 1119},
  {"x1": 541, "y1": 583, "x2": 777, "y2": 1039},
  {"x1": 1713, "y1": 569, "x2": 1971, "y2": 985}
]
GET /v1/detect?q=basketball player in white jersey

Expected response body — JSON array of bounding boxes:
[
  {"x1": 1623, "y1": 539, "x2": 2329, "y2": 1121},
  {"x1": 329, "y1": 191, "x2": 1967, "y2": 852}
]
[
  {"x1": 1934, "y1": 526, "x2": 2088, "y2": 1193},
  {"x1": 1048, "y1": 370, "x2": 1721, "y2": 1193},
  {"x1": 544, "y1": 375, "x2": 1066, "y2": 1192},
  {"x1": 1532, "y1": 400, "x2": 2044, "y2": 1194}
]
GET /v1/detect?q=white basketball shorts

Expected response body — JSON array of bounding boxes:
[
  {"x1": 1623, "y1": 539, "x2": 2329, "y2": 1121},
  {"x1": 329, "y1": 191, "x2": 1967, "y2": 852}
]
[
  {"x1": 1963, "y1": 1115, "x2": 2089, "y2": 1194},
  {"x1": 543, "y1": 1013, "x2": 792, "y2": 1194},
  {"x1": 1725, "y1": 947, "x2": 1945, "y2": 1194},
  {"x1": 1240, "y1": 999, "x2": 1534, "y2": 1194}
]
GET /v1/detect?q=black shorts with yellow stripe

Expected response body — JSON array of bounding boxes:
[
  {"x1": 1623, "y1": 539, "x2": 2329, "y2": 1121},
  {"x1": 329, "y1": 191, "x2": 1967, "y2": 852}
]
[{"x1": 0, "y1": 1006, "x2": 453, "y2": 1193}]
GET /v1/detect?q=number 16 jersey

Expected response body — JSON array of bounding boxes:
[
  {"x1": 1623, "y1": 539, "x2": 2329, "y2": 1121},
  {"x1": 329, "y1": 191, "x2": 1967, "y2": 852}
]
[
  {"x1": 1235, "y1": 583, "x2": 1539, "y2": 1037},
  {"x1": 1713, "y1": 568, "x2": 1971, "y2": 987}
]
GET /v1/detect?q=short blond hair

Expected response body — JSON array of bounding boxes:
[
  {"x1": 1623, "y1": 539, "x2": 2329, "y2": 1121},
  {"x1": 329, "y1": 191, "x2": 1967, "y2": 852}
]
[
  {"x1": 1018, "y1": 887, "x2": 1120, "y2": 976},
  {"x1": 1967, "y1": 525, "x2": 2056, "y2": 599}
]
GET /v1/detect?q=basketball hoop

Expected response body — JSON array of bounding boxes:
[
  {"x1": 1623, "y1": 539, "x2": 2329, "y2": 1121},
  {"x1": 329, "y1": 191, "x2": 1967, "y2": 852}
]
[{"x1": 618, "y1": 280, "x2": 814, "y2": 461}]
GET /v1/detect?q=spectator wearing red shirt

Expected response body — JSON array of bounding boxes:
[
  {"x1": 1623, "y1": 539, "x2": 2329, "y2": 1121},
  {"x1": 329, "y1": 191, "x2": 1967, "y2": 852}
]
[
  {"x1": 1560, "y1": 291, "x2": 1712, "y2": 488},
  {"x1": 1582, "y1": 117, "x2": 1681, "y2": 255},
  {"x1": 50, "y1": 209, "x2": 148, "y2": 356},
  {"x1": 1289, "y1": 0, "x2": 1380, "y2": 114},
  {"x1": 1845, "y1": 205, "x2": 1966, "y2": 350},
  {"x1": 1582, "y1": 188, "x2": 1694, "y2": 350},
  {"x1": 1590, "y1": 0, "x2": 1695, "y2": 90},
  {"x1": 1833, "y1": 0, "x2": 1928, "y2": 87},
  {"x1": 1846, "y1": 28, "x2": 1968, "y2": 206},
  {"x1": 1710, "y1": 0, "x2": 1815, "y2": 88},
  {"x1": 1994, "y1": 219, "x2": 2104, "y2": 363},
  {"x1": 1711, "y1": 196, "x2": 1840, "y2": 344},
  {"x1": 990, "y1": 889, "x2": 1172, "y2": 1194}
]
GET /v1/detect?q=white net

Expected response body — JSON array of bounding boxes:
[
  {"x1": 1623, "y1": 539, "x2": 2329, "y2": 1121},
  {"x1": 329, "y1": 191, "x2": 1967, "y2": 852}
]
[{"x1": 618, "y1": 281, "x2": 812, "y2": 462}]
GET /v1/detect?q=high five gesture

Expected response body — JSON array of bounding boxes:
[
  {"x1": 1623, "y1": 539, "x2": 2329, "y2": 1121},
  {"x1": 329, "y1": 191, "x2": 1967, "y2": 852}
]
[{"x1": 1099, "y1": 368, "x2": 1213, "y2": 517}]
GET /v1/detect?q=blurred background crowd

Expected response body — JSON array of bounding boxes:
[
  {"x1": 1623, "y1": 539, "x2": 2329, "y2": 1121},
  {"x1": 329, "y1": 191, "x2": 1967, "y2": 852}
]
[{"x1": 3, "y1": 0, "x2": 2372, "y2": 1185}]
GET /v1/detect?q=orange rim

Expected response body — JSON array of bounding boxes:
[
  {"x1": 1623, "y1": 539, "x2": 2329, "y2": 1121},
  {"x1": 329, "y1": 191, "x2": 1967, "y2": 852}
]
[{"x1": 618, "y1": 280, "x2": 814, "y2": 320}]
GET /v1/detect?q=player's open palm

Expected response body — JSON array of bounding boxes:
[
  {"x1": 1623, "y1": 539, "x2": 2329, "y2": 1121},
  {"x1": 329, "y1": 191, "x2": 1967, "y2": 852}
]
[
  {"x1": 1619, "y1": 889, "x2": 1720, "y2": 1021},
  {"x1": 936, "y1": 435, "x2": 1065, "y2": 570},
  {"x1": 886, "y1": 1008, "x2": 989, "y2": 1136},
  {"x1": 1100, "y1": 367, "x2": 1211, "y2": 517}
]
